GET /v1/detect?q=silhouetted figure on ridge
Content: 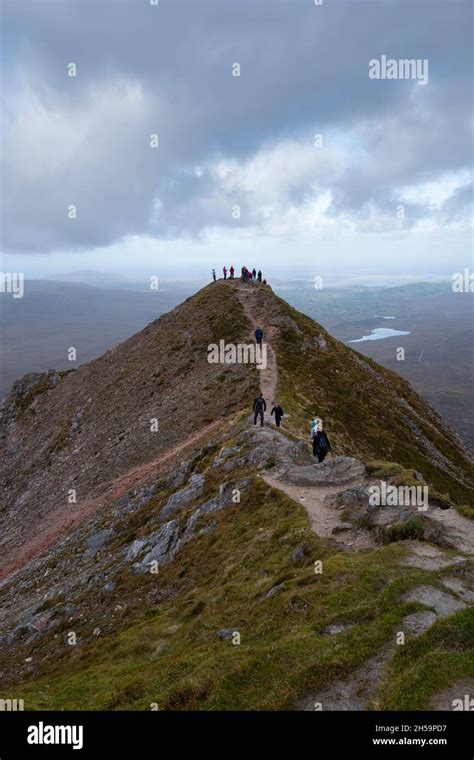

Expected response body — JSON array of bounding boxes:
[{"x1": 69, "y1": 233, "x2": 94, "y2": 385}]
[
  {"x1": 253, "y1": 394, "x2": 266, "y2": 427},
  {"x1": 255, "y1": 327, "x2": 264, "y2": 347},
  {"x1": 212, "y1": 268, "x2": 216, "y2": 282},
  {"x1": 271, "y1": 403, "x2": 284, "y2": 428}
]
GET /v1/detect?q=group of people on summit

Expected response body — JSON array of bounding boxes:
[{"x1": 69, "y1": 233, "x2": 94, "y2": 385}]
[{"x1": 211, "y1": 266, "x2": 267, "y2": 285}]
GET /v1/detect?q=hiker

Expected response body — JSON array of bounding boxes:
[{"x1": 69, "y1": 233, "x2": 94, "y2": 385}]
[
  {"x1": 223, "y1": 266, "x2": 227, "y2": 280},
  {"x1": 253, "y1": 393, "x2": 266, "y2": 427},
  {"x1": 252, "y1": 268, "x2": 257, "y2": 279},
  {"x1": 271, "y1": 402, "x2": 284, "y2": 428},
  {"x1": 311, "y1": 420, "x2": 331, "y2": 463},
  {"x1": 212, "y1": 268, "x2": 216, "y2": 282},
  {"x1": 241, "y1": 266, "x2": 247, "y2": 282},
  {"x1": 255, "y1": 327, "x2": 264, "y2": 347},
  {"x1": 257, "y1": 270, "x2": 262, "y2": 282},
  {"x1": 262, "y1": 279, "x2": 267, "y2": 285},
  {"x1": 230, "y1": 265, "x2": 235, "y2": 279}
]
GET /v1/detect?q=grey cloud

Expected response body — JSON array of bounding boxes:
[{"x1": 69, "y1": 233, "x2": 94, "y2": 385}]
[{"x1": 0, "y1": 0, "x2": 472, "y2": 252}]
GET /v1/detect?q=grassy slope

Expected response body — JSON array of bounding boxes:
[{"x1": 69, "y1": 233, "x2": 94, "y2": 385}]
[
  {"x1": 266, "y1": 291, "x2": 474, "y2": 506},
  {"x1": 3, "y1": 470, "x2": 472, "y2": 711}
]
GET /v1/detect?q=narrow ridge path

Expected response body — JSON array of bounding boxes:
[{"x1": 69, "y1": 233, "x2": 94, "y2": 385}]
[{"x1": 233, "y1": 283, "x2": 279, "y2": 405}]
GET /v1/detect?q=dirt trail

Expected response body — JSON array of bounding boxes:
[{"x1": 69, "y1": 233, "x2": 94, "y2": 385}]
[
  {"x1": 0, "y1": 417, "x2": 227, "y2": 584},
  {"x1": 262, "y1": 471, "x2": 376, "y2": 550},
  {"x1": 233, "y1": 283, "x2": 279, "y2": 405}
]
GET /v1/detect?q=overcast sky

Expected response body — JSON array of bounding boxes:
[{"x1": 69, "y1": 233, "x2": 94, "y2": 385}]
[{"x1": 0, "y1": 0, "x2": 472, "y2": 278}]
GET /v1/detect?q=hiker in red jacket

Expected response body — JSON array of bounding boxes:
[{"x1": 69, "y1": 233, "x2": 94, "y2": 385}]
[
  {"x1": 223, "y1": 266, "x2": 227, "y2": 280},
  {"x1": 229, "y1": 266, "x2": 234, "y2": 279}
]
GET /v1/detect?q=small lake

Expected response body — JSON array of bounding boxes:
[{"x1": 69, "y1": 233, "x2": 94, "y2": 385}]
[{"x1": 349, "y1": 328, "x2": 411, "y2": 343}]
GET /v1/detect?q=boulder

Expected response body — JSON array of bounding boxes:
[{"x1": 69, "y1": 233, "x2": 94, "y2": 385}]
[
  {"x1": 326, "y1": 485, "x2": 370, "y2": 510},
  {"x1": 265, "y1": 583, "x2": 286, "y2": 599},
  {"x1": 218, "y1": 628, "x2": 239, "y2": 641}
]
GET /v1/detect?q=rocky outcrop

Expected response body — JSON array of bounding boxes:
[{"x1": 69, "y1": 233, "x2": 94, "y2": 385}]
[{"x1": 282, "y1": 457, "x2": 365, "y2": 487}]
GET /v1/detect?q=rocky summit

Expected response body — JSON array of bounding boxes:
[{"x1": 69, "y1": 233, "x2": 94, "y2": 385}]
[{"x1": 0, "y1": 279, "x2": 473, "y2": 711}]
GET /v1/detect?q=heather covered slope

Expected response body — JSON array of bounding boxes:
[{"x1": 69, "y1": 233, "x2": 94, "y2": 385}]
[{"x1": 0, "y1": 284, "x2": 259, "y2": 568}]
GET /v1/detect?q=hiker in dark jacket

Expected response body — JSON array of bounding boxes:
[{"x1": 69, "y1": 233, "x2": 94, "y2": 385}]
[
  {"x1": 212, "y1": 268, "x2": 216, "y2": 282},
  {"x1": 257, "y1": 270, "x2": 262, "y2": 282},
  {"x1": 312, "y1": 429, "x2": 331, "y2": 463},
  {"x1": 255, "y1": 327, "x2": 264, "y2": 347},
  {"x1": 271, "y1": 403, "x2": 284, "y2": 428},
  {"x1": 253, "y1": 394, "x2": 266, "y2": 426},
  {"x1": 223, "y1": 266, "x2": 227, "y2": 280},
  {"x1": 252, "y1": 268, "x2": 257, "y2": 279}
]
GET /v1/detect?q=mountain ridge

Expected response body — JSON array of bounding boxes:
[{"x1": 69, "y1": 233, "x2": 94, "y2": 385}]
[
  {"x1": 1, "y1": 279, "x2": 472, "y2": 583},
  {"x1": 0, "y1": 279, "x2": 473, "y2": 712}
]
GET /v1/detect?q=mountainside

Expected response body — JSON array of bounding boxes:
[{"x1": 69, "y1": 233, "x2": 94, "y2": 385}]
[{"x1": 0, "y1": 280, "x2": 472, "y2": 711}]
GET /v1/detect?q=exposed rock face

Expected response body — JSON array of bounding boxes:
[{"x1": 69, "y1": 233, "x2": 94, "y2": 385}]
[
  {"x1": 160, "y1": 474, "x2": 206, "y2": 519},
  {"x1": 401, "y1": 611, "x2": 438, "y2": 637},
  {"x1": 402, "y1": 585, "x2": 466, "y2": 618},
  {"x1": 135, "y1": 521, "x2": 180, "y2": 573}
]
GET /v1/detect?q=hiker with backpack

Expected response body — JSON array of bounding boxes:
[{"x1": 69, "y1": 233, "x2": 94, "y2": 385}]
[
  {"x1": 311, "y1": 418, "x2": 331, "y2": 462},
  {"x1": 271, "y1": 402, "x2": 284, "y2": 428},
  {"x1": 253, "y1": 394, "x2": 266, "y2": 427},
  {"x1": 255, "y1": 327, "x2": 264, "y2": 347},
  {"x1": 223, "y1": 266, "x2": 227, "y2": 280},
  {"x1": 212, "y1": 268, "x2": 216, "y2": 282}
]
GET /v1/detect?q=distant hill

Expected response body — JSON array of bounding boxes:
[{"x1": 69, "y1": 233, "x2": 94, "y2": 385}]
[{"x1": 0, "y1": 280, "x2": 195, "y2": 400}]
